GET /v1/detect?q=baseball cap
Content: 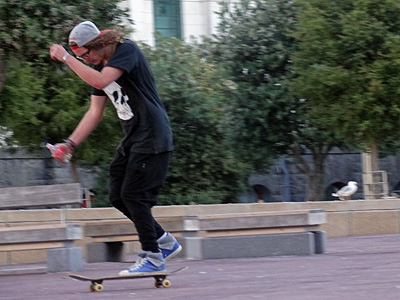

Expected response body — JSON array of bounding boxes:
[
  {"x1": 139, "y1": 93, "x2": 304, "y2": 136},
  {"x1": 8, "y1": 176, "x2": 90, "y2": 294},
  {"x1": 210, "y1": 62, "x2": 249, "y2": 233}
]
[{"x1": 69, "y1": 21, "x2": 100, "y2": 49}]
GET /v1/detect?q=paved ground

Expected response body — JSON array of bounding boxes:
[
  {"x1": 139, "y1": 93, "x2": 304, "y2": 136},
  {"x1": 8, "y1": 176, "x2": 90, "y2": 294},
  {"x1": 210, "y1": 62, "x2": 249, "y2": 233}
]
[{"x1": 1, "y1": 234, "x2": 400, "y2": 300}]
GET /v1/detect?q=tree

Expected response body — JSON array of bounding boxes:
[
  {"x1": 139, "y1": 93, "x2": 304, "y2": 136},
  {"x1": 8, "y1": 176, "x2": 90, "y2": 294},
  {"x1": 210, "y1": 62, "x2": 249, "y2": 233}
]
[
  {"x1": 0, "y1": 0, "x2": 131, "y2": 92},
  {"x1": 291, "y1": 0, "x2": 400, "y2": 180},
  {"x1": 208, "y1": 0, "x2": 346, "y2": 201},
  {"x1": 0, "y1": 0, "x2": 131, "y2": 180},
  {"x1": 0, "y1": 60, "x2": 122, "y2": 160},
  {"x1": 92, "y1": 36, "x2": 248, "y2": 206},
  {"x1": 210, "y1": 0, "x2": 299, "y2": 169},
  {"x1": 141, "y1": 36, "x2": 248, "y2": 204},
  {"x1": 0, "y1": 1, "x2": 246, "y2": 205}
]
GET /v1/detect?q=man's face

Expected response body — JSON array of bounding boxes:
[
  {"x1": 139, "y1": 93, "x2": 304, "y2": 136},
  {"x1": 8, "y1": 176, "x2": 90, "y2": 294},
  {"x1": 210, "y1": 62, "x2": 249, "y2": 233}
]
[{"x1": 73, "y1": 47, "x2": 102, "y2": 64}]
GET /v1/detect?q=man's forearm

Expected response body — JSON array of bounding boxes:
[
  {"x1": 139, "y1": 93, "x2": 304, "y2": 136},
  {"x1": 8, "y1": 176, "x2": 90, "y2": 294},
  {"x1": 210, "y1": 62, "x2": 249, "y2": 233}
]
[
  {"x1": 68, "y1": 105, "x2": 105, "y2": 145},
  {"x1": 64, "y1": 55, "x2": 107, "y2": 89}
]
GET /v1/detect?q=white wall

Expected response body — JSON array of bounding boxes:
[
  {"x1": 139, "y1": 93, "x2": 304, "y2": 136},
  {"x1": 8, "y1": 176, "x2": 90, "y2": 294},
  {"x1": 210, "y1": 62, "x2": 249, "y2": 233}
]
[
  {"x1": 181, "y1": 0, "x2": 221, "y2": 42},
  {"x1": 122, "y1": 0, "x2": 233, "y2": 46},
  {"x1": 120, "y1": 0, "x2": 155, "y2": 46}
]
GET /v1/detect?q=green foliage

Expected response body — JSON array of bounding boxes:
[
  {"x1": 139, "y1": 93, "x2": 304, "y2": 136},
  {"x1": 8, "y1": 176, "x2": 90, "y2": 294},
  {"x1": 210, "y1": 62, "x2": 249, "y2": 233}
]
[
  {"x1": 0, "y1": 0, "x2": 128, "y2": 163},
  {"x1": 0, "y1": 0, "x2": 131, "y2": 62},
  {"x1": 292, "y1": 0, "x2": 400, "y2": 151},
  {"x1": 141, "y1": 36, "x2": 248, "y2": 204},
  {"x1": 208, "y1": 0, "x2": 351, "y2": 201},
  {"x1": 208, "y1": 0, "x2": 301, "y2": 171},
  {"x1": 0, "y1": 60, "x2": 48, "y2": 143},
  {"x1": 0, "y1": 59, "x2": 122, "y2": 163},
  {"x1": 90, "y1": 164, "x2": 112, "y2": 207},
  {"x1": 0, "y1": 0, "x2": 246, "y2": 206}
]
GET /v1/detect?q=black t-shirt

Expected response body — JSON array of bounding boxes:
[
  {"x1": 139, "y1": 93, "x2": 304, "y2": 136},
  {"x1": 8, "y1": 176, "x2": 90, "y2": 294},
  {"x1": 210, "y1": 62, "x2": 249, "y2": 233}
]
[{"x1": 92, "y1": 40, "x2": 174, "y2": 154}]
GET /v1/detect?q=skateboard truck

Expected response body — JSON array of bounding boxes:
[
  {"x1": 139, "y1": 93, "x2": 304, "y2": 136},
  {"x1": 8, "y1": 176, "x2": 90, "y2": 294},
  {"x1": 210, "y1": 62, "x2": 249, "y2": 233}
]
[{"x1": 87, "y1": 274, "x2": 171, "y2": 292}]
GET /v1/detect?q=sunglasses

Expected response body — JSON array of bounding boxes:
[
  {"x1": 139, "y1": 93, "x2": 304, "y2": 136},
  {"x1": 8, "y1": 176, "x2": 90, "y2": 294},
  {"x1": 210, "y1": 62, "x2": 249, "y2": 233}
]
[{"x1": 76, "y1": 49, "x2": 91, "y2": 61}]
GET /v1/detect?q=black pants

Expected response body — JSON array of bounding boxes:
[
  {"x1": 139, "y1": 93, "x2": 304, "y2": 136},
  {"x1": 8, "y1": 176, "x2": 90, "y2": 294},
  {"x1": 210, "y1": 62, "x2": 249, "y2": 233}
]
[{"x1": 109, "y1": 150, "x2": 171, "y2": 252}]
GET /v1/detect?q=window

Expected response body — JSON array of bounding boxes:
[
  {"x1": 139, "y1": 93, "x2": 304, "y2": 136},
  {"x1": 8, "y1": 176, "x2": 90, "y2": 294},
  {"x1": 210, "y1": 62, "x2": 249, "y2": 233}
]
[{"x1": 154, "y1": 0, "x2": 181, "y2": 38}]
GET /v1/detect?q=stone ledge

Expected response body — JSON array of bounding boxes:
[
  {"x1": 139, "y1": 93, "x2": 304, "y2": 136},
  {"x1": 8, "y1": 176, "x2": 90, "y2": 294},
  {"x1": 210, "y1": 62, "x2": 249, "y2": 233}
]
[
  {"x1": 179, "y1": 232, "x2": 319, "y2": 260},
  {"x1": 0, "y1": 265, "x2": 47, "y2": 276}
]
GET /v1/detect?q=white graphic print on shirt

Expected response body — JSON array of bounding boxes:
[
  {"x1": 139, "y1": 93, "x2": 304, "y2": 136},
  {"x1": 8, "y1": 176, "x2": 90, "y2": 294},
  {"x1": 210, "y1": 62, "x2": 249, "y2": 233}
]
[{"x1": 103, "y1": 81, "x2": 134, "y2": 120}]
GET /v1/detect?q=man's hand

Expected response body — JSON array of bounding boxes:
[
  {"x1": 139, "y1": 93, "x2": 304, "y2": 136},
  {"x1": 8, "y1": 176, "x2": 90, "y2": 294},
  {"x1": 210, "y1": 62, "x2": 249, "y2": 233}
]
[
  {"x1": 50, "y1": 44, "x2": 68, "y2": 62},
  {"x1": 46, "y1": 143, "x2": 72, "y2": 163}
]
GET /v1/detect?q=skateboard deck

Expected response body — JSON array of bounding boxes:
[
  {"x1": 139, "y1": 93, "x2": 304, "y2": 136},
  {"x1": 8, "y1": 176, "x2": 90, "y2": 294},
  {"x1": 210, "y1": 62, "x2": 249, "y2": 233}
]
[{"x1": 69, "y1": 266, "x2": 188, "y2": 292}]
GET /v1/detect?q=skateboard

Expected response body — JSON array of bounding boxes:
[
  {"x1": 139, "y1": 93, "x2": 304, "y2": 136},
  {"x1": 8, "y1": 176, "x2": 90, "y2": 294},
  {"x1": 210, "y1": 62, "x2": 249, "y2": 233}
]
[{"x1": 69, "y1": 266, "x2": 188, "y2": 292}]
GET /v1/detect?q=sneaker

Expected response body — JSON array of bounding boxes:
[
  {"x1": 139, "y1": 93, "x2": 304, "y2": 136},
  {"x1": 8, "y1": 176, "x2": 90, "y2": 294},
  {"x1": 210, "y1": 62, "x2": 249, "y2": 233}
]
[
  {"x1": 158, "y1": 232, "x2": 182, "y2": 261},
  {"x1": 119, "y1": 251, "x2": 165, "y2": 277}
]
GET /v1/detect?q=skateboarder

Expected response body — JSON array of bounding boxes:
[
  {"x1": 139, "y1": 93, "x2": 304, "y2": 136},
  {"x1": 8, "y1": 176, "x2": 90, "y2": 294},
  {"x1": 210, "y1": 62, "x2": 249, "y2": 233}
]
[{"x1": 49, "y1": 21, "x2": 181, "y2": 276}]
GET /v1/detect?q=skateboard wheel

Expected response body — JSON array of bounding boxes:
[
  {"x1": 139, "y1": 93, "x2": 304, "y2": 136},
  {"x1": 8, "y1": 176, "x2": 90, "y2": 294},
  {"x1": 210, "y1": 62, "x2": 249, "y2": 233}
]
[
  {"x1": 155, "y1": 282, "x2": 163, "y2": 288},
  {"x1": 162, "y1": 279, "x2": 171, "y2": 288},
  {"x1": 89, "y1": 284, "x2": 96, "y2": 292},
  {"x1": 93, "y1": 283, "x2": 104, "y2": 292}
]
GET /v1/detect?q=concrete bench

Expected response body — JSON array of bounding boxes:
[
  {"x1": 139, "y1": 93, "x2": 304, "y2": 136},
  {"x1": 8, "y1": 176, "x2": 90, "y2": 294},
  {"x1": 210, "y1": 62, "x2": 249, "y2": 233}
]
[
  {"x1": 83, "y1": 217, "x2": 183, "y2": 262},
  {"x1": 0, "y1": 183, "x2": 84, "y2": 273},
  {"x1": 0, "y1": 224, "x2": 83, "y2": 273},
  {"x1": 83, "y1": 210, "x2": 326, "y2": 262},
  {"x1": 0, "y1": 183, "x2": 82, "y2": 209},
  {"x1": 181, "y1": 209, "x2": 327, "y2": 259}
]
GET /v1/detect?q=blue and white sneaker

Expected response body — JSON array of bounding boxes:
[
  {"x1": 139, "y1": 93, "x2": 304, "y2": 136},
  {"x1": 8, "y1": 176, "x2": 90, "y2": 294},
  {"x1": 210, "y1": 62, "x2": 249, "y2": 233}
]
[
  {"x1": 119, "y1": 251, "x2": 165, "y2": 277},
  {"x1": 158, "y1": 232, "x2": 182, "y2": 261}
]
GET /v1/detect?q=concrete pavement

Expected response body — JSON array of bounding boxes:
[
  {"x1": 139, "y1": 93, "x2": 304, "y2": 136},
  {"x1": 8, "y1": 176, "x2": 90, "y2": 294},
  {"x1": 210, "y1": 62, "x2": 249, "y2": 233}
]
[{"x1": 1, "y1": 234, "x2": 400, "y2": 300}]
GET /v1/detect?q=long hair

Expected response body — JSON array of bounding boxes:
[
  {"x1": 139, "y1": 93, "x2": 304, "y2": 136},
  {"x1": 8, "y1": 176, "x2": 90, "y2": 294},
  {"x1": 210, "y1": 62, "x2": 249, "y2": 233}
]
[{"x1": 69, "y1": 30, "x2": 124, "y2": 50}]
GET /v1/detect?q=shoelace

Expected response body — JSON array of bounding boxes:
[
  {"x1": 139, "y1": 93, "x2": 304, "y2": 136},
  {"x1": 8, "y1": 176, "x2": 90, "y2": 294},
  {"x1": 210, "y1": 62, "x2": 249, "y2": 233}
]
[{"x1": 129, "y1": 257, "x2": 146, "y2": 271}]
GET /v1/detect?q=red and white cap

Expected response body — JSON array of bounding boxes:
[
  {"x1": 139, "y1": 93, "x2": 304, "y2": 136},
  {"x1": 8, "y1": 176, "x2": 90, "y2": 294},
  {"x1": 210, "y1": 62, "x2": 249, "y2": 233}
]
[{"x1": 69, "y1": 21, "x2": 100, "y2": 49}]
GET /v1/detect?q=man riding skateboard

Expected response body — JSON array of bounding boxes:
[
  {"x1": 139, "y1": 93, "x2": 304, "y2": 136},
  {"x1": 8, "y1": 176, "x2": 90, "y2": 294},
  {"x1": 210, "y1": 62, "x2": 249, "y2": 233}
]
[{"x1": 49, "y1": 20, "x2": 181, "y2": 276}]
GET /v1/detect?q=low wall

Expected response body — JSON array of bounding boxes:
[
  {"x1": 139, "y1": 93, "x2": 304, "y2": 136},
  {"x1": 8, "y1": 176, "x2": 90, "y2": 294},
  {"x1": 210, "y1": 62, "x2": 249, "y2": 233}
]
[{"x1": 1, "y1": 199, "x2": 400, "y2": 264}]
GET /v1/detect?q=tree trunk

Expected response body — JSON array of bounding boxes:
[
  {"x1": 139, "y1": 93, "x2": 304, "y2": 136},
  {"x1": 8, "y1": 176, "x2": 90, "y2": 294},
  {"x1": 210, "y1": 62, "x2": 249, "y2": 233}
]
[
  {"x1": 292, "y1": 145, "x2": 328, "y2": 201},
  {"x1": 304, "y1": 172, "x2": 325, "y2": 201},
  {"x1": 304, "y1": 154, "x2": 326, "y2": 201}
]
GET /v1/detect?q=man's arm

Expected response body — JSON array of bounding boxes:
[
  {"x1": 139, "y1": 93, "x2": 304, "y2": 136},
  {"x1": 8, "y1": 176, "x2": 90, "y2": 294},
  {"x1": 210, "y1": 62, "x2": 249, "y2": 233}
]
[
  {"x1": 68, "y1": 94, "x2": 108, "y2": 145},
  {"x1": 64, "y1": 57, "x2": 123, "y2": 90},
  {"x1": 49, "y1": 44, "x2": 123, "y2": 89},
  {"x1": 50, "y1": 94, "x2": 107, "y2": 163}
]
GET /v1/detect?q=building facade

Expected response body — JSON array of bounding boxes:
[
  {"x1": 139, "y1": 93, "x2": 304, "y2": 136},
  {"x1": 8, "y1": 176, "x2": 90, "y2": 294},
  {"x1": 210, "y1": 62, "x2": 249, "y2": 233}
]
[{"x1": 121, "y1": 0, "x2": 228, "y2": 46}]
